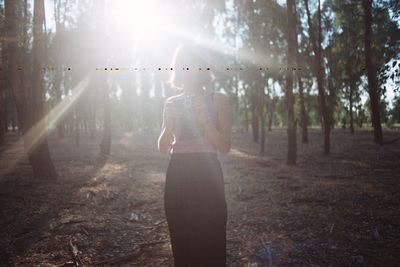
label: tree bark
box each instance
[362,0,383,143]
[294,2,308,144]
[100,79,111,156]
[260,85,266,153]
[29,0,58,180]
[0,55,5,145]
[349,79,355,134]
[286,0,297,165]
[251,86,259,143]
[304,0,331,153]
[298,76,308,143]
[267,83,276,132]
[6,0,58,180]
[244,91,249,132]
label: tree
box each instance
[100,74,112,157]
[6,0,58,180]
[363,0,383,143]
[0,7,5,145]
[286,0,297,164]
[304,0,331,153]
[295,8,309,144]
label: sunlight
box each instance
[111,0,174,41]
[110,0,272,69]
[169,27,274,69]
[1,74,92,175]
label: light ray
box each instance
[168,27,274,69]
[1,74,92,177]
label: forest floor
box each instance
[0,128,400,267]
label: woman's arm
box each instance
[198,93,232,154]
[157,101,175,153]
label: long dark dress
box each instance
[164,152,227,267]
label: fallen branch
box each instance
[137,239,169,247]
[69,239,82,267]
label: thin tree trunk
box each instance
[260,85,266,153]
[268,110,273,131]
[357,105,364,128]
[6,1,26,131]
[244,92,249,132]
[362,0,383,143]
[1,4,10,144]
[0,60,5,145]
[12,110,17,131]
[268,83,276,132]
[54,68,64,138]
[251,87,259,143]
[234,76,240,128]
[298,76,308,143]
[304,0,331,153]
[74,105,80,147]
[90,104,96,138]
[286,0,297,165]
[349,81,355,134]
[294,0,308,144]
[100,81,111,156]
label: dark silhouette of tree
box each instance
[304,0,331,154]
[363,0,383,143]
[286,0,297,165]
[5,0,58,180]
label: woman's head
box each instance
[168,43,215,92]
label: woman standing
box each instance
[158,44,231,267]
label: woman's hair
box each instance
[167,43,216,90]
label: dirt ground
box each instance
[0,128,399,266]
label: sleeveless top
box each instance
[169,92,219,154]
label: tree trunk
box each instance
[286,0,297,165]
[234,76,240,128]
[244,92,249,132]
[11,110,17,131]
[327,77,335,130]
[268,110,273,131]
[29,0,58,180]
[260,85,266,153]
[362,0,383,143]
[100,81,111,156]
[251,88,259,143]
[74,105,80,147]
[6,0,57,180]
[0,67,5,145]
[267,83,276,132]
[1,5,9,144]
[294,0,308,144]
[305,0,331,153]
[54,66,64,138]
[298,76,308,143]
[349,81,355,134]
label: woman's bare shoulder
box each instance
[165,93,185,104]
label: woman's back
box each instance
[170,91,219,154]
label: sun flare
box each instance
[111,0,174,41]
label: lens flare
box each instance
[111,0,174,42]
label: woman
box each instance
[157,44,232,267]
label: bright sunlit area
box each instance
[110,0,176,42]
